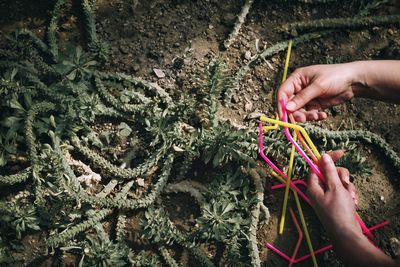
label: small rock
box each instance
[245,112,265,120]
[380,195,385,202]
[244,50,252,60]
[252,95,259,101]
[137,178,145,187]
[244,98,253,112]
[290,28,298,37]
[132,64,140,72]
[153,68,166,78]
[119,44,129,54]
[390,237,400,257]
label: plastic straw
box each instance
[265,243,294,262]
[260,116,321,162]
[289,113,318,163]
[282,40,292,82]
[263,114,280,130]
[279,130,297,234]
[269,170,311,205]
[293,187,318,267]
[288,208,303,267]
[259,122,311,205]
[281,100,323,179]
[271,179,307,190]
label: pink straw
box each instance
[294,244,333,263]
[259,122,311,205]
[281,100,323,179]
[289,208,303,267]
[271,180,308,190]
[265,243,294,262]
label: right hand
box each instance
[277,63,364,122]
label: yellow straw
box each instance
[278,40,294,235]
[265,40,293,131]
[293,190,318,267]
[278,131,297,234]
[260,116,321,158]
[263,114,280,130]
[282,40,292,83]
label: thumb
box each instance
[286,83,321,112]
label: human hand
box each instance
[324,150,358,206]
[308,153,362,242]
[277,63,364,122]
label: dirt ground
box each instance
[1,0,400,266]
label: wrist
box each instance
[347,61,373,98]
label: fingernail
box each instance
[343,176,350,185]
[355,198,359,206]
[350,191,356,199]
[286,101,296,111]
[322,154,332,164]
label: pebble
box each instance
[136,178,145,187]
[244,50,252,60]
[119,44,129,54]
[390,237,400,257]
[153,68,166,78]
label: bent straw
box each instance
[265,220,390,264]
[279,130,297,234]
[263,114,280,130]
[289,113,319,163]
[281,101,323,179]
[289,208,303,267]
[260,116,320,166]
[271,179,307,190]
[269,170,311,205]
[259,122,311,205]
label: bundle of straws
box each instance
[259,41,389,267]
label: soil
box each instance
[1,0,400,266]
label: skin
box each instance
[277,60,400,267]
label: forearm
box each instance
[332,231,397,267]
[351,60,400,103]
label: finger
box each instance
[317,112,327,120]
[337,167,350,186]
[303,110,319,121]
[293,110,307,122]
[286,83,322,112]
[277,74,301,117]
[307,172,325,202]
[326,150,345,162]
[346,182,359,206]
[319,154,341,190]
